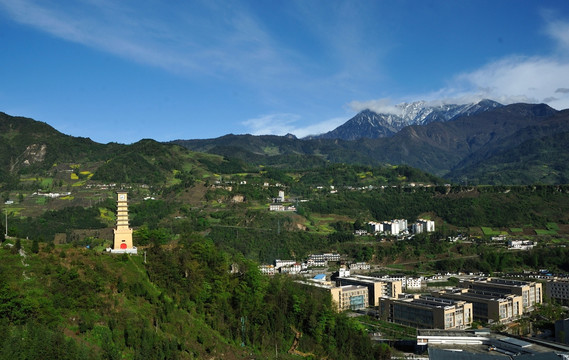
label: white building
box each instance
[350,262,371,271]
[306,259,327,267]
[406,277,423,290]
[280,263,301,274]
[383,221,400,235]
[412,222,425,234]
[367,221,383,234]
[508,240,535,250]
[308,253,341,262]
[393,219,408,233]
[259,265,276,275]
[382,275,422,290]
[417,219,435,232]
[275,259,296,269]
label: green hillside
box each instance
[0,237,388,360]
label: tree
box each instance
[31,239,39,254]
[15,238,21,251]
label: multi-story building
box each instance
[418,219,435,232]
[308,253,341,262]
[432,288,522,323]
[382,275,422,290]
[406,277,423,290]
[337,285,369,311]
[275,259,296,269]
[298,281,369,312]
[546,279,569,304]
[379,294,473,330]
[382,221,399,235]
[280,263,301,274]
[258,265,276,275]
[461,278,542,311]
[349,262,371,271]
[367,221,383,234]
[337,275,402,307]
[508,240,535,250]
[393,219,408,233]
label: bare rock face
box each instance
[11,144,47,171]
[24,144,47,164]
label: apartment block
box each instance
[379,294,473,330]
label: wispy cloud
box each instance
[242,113,346,138]
[350,16,569,114]
[0,0,298,82]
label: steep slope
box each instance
[362,103,559,176]
[446,109,569,184]
[0,112,116,176]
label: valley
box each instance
[1,109,569,359]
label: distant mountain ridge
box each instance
[1,101,568,186]
[307,99,502,140]
[172,102,569,185]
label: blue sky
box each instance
[1,0,568,144]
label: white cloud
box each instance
[348,17,569,113]
[348,98,402,115]
[452,56,569,109]
[0,0,296,82]
[242,113,346,138]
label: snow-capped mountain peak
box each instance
[307,99,502,141]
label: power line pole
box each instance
[4,208,7,238]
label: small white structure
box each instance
[508,240,535,250]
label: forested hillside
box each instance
[0,236,389,360]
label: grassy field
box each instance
[356,316,416,340]
[481,227,502,236]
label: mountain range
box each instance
[172,101,569,184]
[307,99,502,140]
[1,99,568,186]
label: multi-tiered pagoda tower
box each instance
[111,191,137,254]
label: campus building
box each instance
[298,281,369,312]
[337,275,402,307]
[546,279,569,304]
[379,294,473,330]
[461,278,542,311]
[432,288,523,323]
